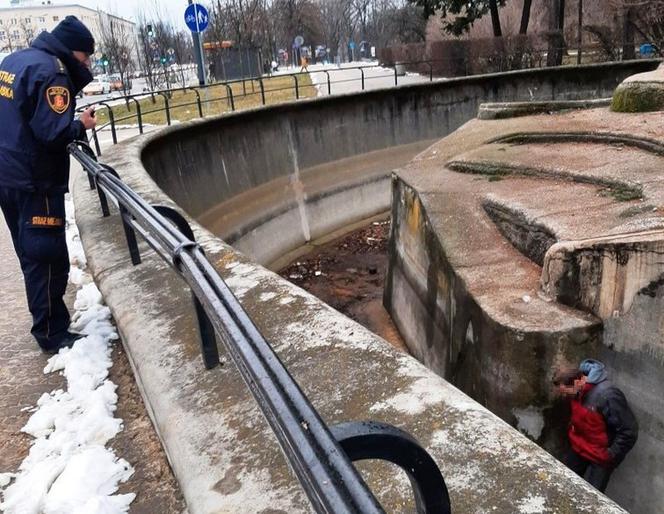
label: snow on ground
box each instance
[0,198,135,514]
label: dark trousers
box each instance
[0,186,70,350]
[565,449,614,492]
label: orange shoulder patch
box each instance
[46,86,70,114]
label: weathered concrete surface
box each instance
[478,98,612,120]
[0,204,186,513]
[387,106,664,513]
[141,60,658,267]
[72,130,629,513]
[198,140,433,267]
[612,63,664,112]
[0,214,64,473]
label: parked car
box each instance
[82,78,111,96]
[108,75,131,92]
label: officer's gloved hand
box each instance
[79,107,96,130]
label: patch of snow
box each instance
[224,262,261,299]
[517,494,547,513]
[369,358,449,416]
[512,406,545,440]
[259,292,278,302]
[0,199,134,514]
[0,474,13,488]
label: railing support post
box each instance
[92,128,102,157]
[190,87,203,118]
[258,77,266,105]
[324,70,331,95]
[98,102,117,145]
[99,164,141,265]
[152,205,220,370]
[224,84,235,111]
[292,74,300,100]
[128,97,143,134]
[332,420,451,514]
[158,92,171,125]
[360,68,365,90]
[394,65,398,86]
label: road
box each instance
[77,66,199,107]
[282,61,435,96]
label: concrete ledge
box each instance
[73,137,627,513]
[387,106,664,513]
[140,60,659,266]
[478,98,611,119]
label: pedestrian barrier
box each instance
[81,49,651,156]
[78,59,455,155]
[68,139,452,514]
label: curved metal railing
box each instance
[68,139,451,513]
[77,59,453,155]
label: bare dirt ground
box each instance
[110,342,187,513]
[279,219,409,354]
[0,217,185,512]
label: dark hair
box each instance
[553,368,583,386]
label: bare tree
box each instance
[546,0,566,66]
[611,0,664,56]
[98,13,134,94]
[18,19,36,49]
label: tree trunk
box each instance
[547,0,566,67]
[622,6,636,60]
[489,0,503,37]
[519,0,533,35]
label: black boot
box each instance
[42,331,85,354]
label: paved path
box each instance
[304,62,434,95]
[0,192,185,512]
[0,218,63,473]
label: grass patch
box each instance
[94,74,315,127]
[618,204,656,218]
[599,184,643,202]
[611,83,664,113]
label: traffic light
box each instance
[160,56,167,64]
[102,56,109,66]
[146,24,154,37]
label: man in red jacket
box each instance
[554,359,638,492]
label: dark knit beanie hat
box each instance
[51,16,95,54]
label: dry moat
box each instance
[279,219,408,354]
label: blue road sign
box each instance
[184,3,209,33]
[349,41,356,50]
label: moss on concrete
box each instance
[611,82,664,113]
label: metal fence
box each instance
[81,52,656,156]
[79,60,455,155]
[68,140,452,513]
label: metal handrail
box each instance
[68,140,451,514]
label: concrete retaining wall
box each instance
[141,60,659,267]
[71,62,662,514]
[74,130,627,514]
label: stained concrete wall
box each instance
[542,234,664,511]
[383,106,664,514]
[141,60,659,267]
[74,122,629,514]
[384,178,604,456]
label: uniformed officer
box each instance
[0,16,97,353]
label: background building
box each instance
[0,1,136,72]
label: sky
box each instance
[6,0,197,29]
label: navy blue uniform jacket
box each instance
[0,32,92,193]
